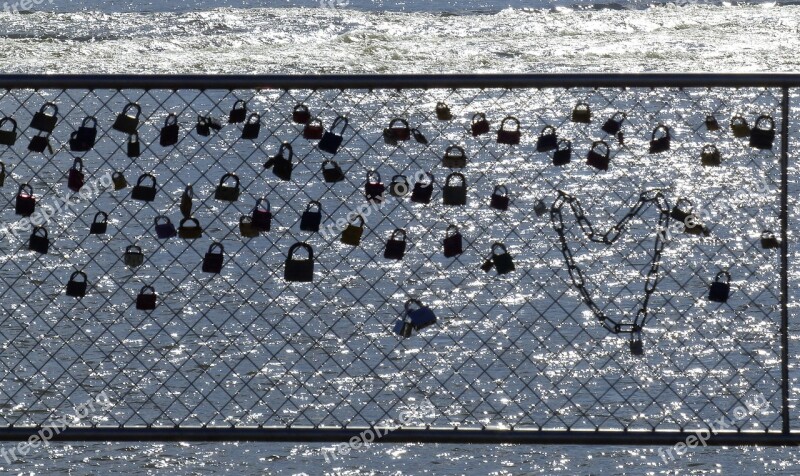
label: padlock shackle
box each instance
[590,140,610,156]
[254,197,271,212]
[139,285,155,296]
[69,270,87,283]
[390,228,406,242]
[404,298,424,313]
[207,242,224,255]
[416,171,434,186]
[277,141,293,160]
[39,101,58,116]
[18,183,33,196]
[754,114,775,131]
[240,215,253,225]
[471,112,487,124]
[445,172,465,186]
[499,116,520,131]
[348,214,365,227]
[330,115,348,134]
[163,113,178,126]
[154,215,172,226]
[435,102,449,111]
[391,174,408,183]
[245,112,260,124]
[715,270,731,284]
[293,103,309,113]
[287,242,313,260]
[445,224,459,236]
[493,184,508,196]
[0,117,16,132]
[731,114,748,125]
[701,144,718,153]
[539,125,556,136]
[81,116,97,128]
[388,118,409,130]
[33,225,47,238]
[180,217,200,228]
[322,159,340,170]
[574,102,590,111]
[93,211,108,223]
[651,124,670,139]
[125,245,142,254]
[121,102,141,118]
[557,138,572,151]
[136,173,156,188]
[231,99,246,109]
[218,172,240,189]
[72,157,83,171]
[306,117,322,127]
[445,144,466,158]
[305,200,322,212]
[762,229,776,238]
[366,169,381,184]
[610,111,627,121]
[674,197,693,209]
[183,184,193,199]
[491,242,508,256]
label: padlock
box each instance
[29,102,58,133]
[127,132,141,158]
[536,125,558,152]
[700,144,721,166]
[341,215,365,246]
[112,171,127,191]
[322,160,345,183]
[136,285,157,310]
[154,215,177,239]
[214,173,240,202]
[159,113,180,147]
[705,115,720,131]
[442,145,467,168]
[412,128,428,144]
[66,271,88,298]
[385,118,411,142]
[496,116,521,145]
[708,270,731,303]
[435,102,452,120]
[442,172,467,206]
[411,172,434,204]
[15,184,35,216]
[89,211,108,235]
[730,114,750,138]
[390,175,410,198]
[491,242,515,275]
[684,213,710,236]
[202,242,225,274]
[293,104,311,124]
[749,114,775,150]
[365,170,385,203]
[252,198,272,231]
[178,217,202,239]
[264,142,293,181]
[0,162,5,187]
[471,112,490,136]
[131,173,157,202]
[196,114,211,136]
[393,317,413,338]
[384,228,407,260]
[123,245,144,267]
[534,199,548,217]
[68,157,85,192]
[586,140,610,171]
[241,113,261,140]
[761,230,780,249]
[571,102,591,123]
[239,216,259,238]
[601,111,626,135]
[180,184,193,218]
[28,132,50,153]
[303,117,324,140]
[405,298,436,330]
[648,124,671,154]
[112,103,141,134]
[300,200,322,232]
[319,116,348,154]
[480,257,495,273]
[553,139,572,166]
[69,116,97,152]
[443,224,463,257]
[228,99,247,123]
[670,198,693,223]
[28,226,48,254]
[490,184,510,211]
[629,335,644,356]
[0,117,17,145]
[284,242,314,282]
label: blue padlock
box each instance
[154,215,177,239]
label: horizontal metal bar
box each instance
[0,427,797,445]
[3,74,800,90]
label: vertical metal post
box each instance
[781,86,791,434]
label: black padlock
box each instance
[411,172,434,204]
[300,200,322,232]
[66,271,87,298]
[160,113,180,147]
[341,215,365,246]
[491,242,515,275]
[497,116,521,145]
[708,270,731,303]
[214,173,240,202]
[0,117,17,145]
[0,162,5,187]
[30,102,58,133]
[112,171,128,191]
[303,117,324,140]
[196,114,211,136]
[239,216,259,238]
[571,102,591,123]
[471,112,490,136]
[89,211,108,235]
[442,145,467,168]
[535,125,558,152]
[202,242,225,274]
[553,139,572,166]
[534,199,548,217]
[136,285,157,310]
[228,99,247,123]
[443,172,467,206]
[252,198,272,231]
[127,132,141,158]
[443,224,463,258]
[112,103,141,134]
[180,184,193,218]
[749,114,775,150]
[178,217,202,239]
[490,184,509,211]
[293,104,311,124]
[393,317,413,338]
[264,142,293,181]
[154,215,177,239]
[586,140,610,171]
[131,173,157,202]
[69,116,97,152]
[701,144,721,166]
[284,242,314,282]
[384,228,407,260]
[28,226,48,254]
[68,157,85,192]
[648,124,671,154]
[406,298,436,330]
[761,230,780,249]
[705,115,720,131]
[730,114,750,138]
[629,335,644,356]
[28,132,50,153]
[390,175,410,198]
[241,113,261,140]
[365,170,385,203]
[601,111,626,135]
[385,118,411,142]
[124,245,144,267]
[15,184,35,216]
[435,102,452,120]
[319,116,348,154]
[670,198,693,223]
[322,160,345,183]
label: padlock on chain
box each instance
[241,113,261,140]
[319,116,348,154]
[123,245,144,267]
[131,173,157,202]
[365,170,385,203]
[178,217,202,239]
[66,271,88,298]
[435,102,452,121]
[0,117,17,145]
[535,125,558,152]
[601,111,626,135]
[293,104,311,124]
[252,198,272,232]
[112,171,127,191]
[303,117,324,140]
[390,175,410,198]
[496,116,521,145]
[159,113,180,147]
[68,157,85,192]
[442,172,467,206]
[180,184,193,218]
[648,124,671,154]
[586,140,610,171]
[154,215,177,239]
[730,114,750,138]
[749,114,775,150]
[443,224,463,258]
[30,102,58,133]
[265,142,294,181]
[411,172,434,204]
[69,116,97,152]
[202,242,225,274]
[761,230,780,249]
[708,270,731,303]
[28,225,49,254]
[214,173,241,202]
[300,200,322,232]
[700,144,721,166]
[322,160,345,183]
[228,99,247,124]
[471,112,490,136]
[15,183,35,216]
[89,211,108,235]
[489,184,509,211]
[113,103,141,134]
[553,139,572,166]
[571,102,591,123]
[405,298,437,331]
[136,285,157,310]
[284,242,314,282]
[442,145,467,168]
[384,228,407,260]
[341,215,365,246]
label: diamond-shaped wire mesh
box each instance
[0,84,785,433]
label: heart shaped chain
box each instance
[550,189,671,348]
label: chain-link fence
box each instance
[0,75,794,443]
